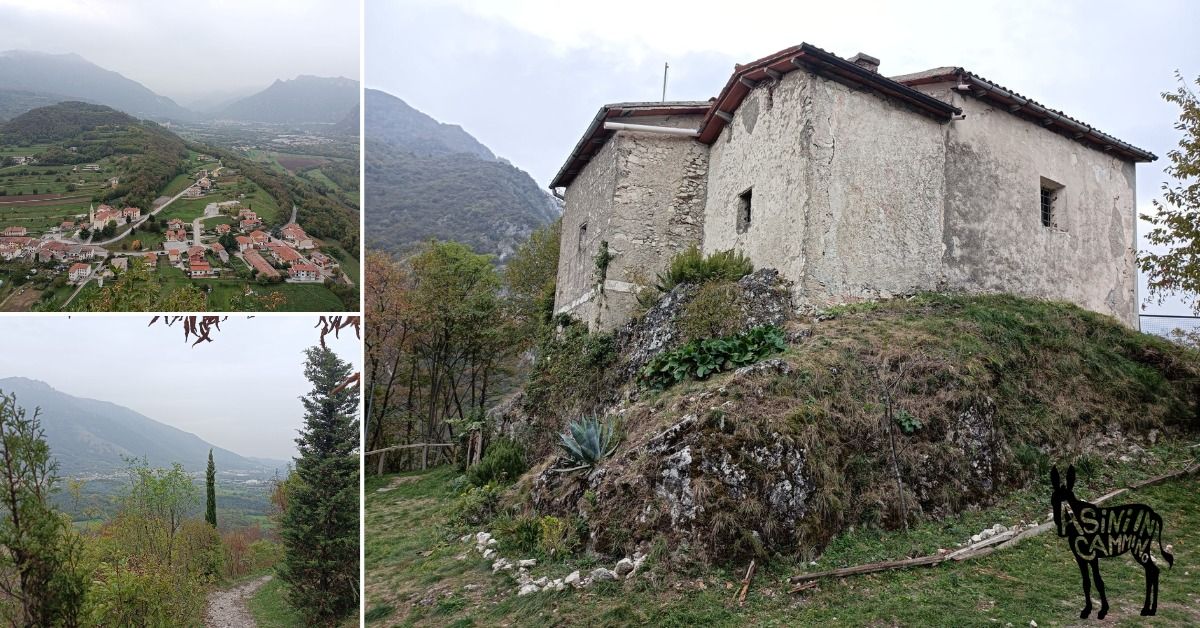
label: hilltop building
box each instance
[551,43,1155,329]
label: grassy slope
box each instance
[366,294,1200,626]
[248,574,305,628]
[366,455,1200,627]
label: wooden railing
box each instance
[364,443,456,474]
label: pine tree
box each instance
[0,392,87,626]
[278,346,360,624]
[205,449,217,528]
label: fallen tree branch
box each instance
[789,461,1199,587]
[735,559,756,607]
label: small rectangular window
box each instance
[1039,177,1062,228]
[577,222,588,252]
[736,188,752,234]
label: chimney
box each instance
[849,52,880,74]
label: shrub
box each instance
[640,325,786,390]
[655,245,753,292]
[537,515,578,557]
[466,438,526,487]
[450,483,505,527]
[677,280,743,341]
[557,416,621,470]
[493,513,541,554]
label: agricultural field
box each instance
[0,154,127,234]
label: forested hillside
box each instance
[1,101,189,211]
[364,89,559,260]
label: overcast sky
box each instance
[0,316,361,461]
[368,0,1200,315]
[0,0,360,107]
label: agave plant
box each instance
[556,416,621,471]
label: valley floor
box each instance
[365,444,1200,627]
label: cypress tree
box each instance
[278,346,360,624]
[205,449,217,528]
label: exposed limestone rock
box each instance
[614,558,635,577]
[589,567,618,582]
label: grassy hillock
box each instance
[528,293,1200,563]
[365,292,1200,626]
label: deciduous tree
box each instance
[1140,72,1200,310]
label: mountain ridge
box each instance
[218,75,360,124]
[365,88,560,260]
[0,50,193,120]
[0,376,279,475]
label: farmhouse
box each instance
[215,223,231,235]
[310,251,337,271]
[68,263,91,283]
[234,235,253,252]
[167,218,184,230]
[144,252,158,268]
[267,241,302,264]
[244,250,280,279]
[89,204,124,229]
[288,263,320,282]
[249,230,269,247]
[188,259,215,278]
[280,223,314,249]
[551,43,1156,330]
[2,226,27,237]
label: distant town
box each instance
[0,151,354,311]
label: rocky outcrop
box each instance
[612,268,794,382]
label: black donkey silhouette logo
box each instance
[1050,465,1174,618]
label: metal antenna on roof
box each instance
[662,62,669,102]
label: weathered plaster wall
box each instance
[554,113,708,329]
[703,69,948,307]
[557,70,1139,331]
[929,86,1138,325]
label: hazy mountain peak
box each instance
[217,74,360,123]
[0,49,192,120]
[0,376,270,474]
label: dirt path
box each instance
[205,574,271,628]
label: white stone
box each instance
[533,577,548,588]
[970,534,983,544]
[482,548,495,559]
[615,558,636,577]
[486,538,498,547]
[590,567,618,582]
[565,570,582,588]
[518,584,539,596]
[475,531,492,545]
[518,559,537,568]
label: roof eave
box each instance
[697,43,961,144]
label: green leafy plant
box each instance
[639,325,786,390]
[655,245,753,292]
[466,437,526,487]
[594,240,614,288]
[894,409,923,435]
[557,416,621,470]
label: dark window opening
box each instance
[578,222,588,253]
[1039,177,1062,228]
[736,188,753,234]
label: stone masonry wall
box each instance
[554,113,708,329]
